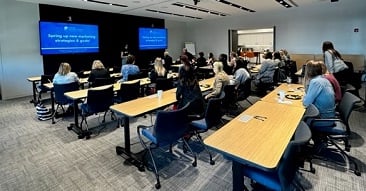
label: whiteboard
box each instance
[184,42,196,56]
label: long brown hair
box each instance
[322,41,342,59]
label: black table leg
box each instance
[30,82,37,106]
[232,160,245,191]
[67,99,86,139]
[50,89,55,124]
[116,116,145,171]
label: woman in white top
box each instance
[53,62,80,84]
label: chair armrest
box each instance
[310,118,343,126]
[187,114,204,121]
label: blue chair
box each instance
[310,92,361,176]
[80,85,115,139]
[52,82,79,123]
[137,102,196,189]
[189,92,225,165]
[242,122,310,191]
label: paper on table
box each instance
[238,114,253,123]
[277,99,293,104]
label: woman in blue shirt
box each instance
[303,60,336,119]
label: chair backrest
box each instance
[53,82,79,105]
[292,121,312,146]
[278,141,299,190]
[41,74,53,84]
[117,80,140,103]
[91,77,114,87]
[205,92,225,128]
[338,92,361,129]
[302,104,320,126]
[153,102,190,144]
[223,84,237,106]
[127,72,143,81]
[156,78,173,91]
[237,78,252,101]
[86,85,114,113]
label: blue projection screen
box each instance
[39,21,99,55]
[138,28,167,50]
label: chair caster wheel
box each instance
[210,160,215,165]
[345,146,350,152]
[192,161,197,167]
[355,170,361,176]
[155,183,161,189]
[138,165,145,172]
[67,126,73,130]
[85,134,91,140]
[116,148,122,155]
[78,134,85,139]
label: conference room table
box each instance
[204,98,305,190]
[261,83,305,108]
[109,77,214,171]
[27,76,42,105]
[57,78,151,138]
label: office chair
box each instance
[89,77,114,88]
[242,122,309,191]
[37,74,53,103]
[80,85,115,139]
[155,78,173,91]
[302,104,320,126]
[237,78,253,107]
[293,120,315,174]
[189,92,225,165]
[52,82,80,124]
[137,102,196,189]
[223,84,238,112]
[310,92,361,176]
[115,80,140,103]
[127,72,144,81]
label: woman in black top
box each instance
[176,58,205,116]
[88,60,110,83]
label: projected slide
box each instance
[139,28,167,50]
[39,21,99,55]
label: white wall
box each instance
[165,20,187,60]
[185,1,366,63]
[0,0,43,100]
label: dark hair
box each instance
[322,41,342,59]
[209,52,214,59]
[305,60,323,78]
[273,51,281,60]
[219,53,227,63]
[126,54,135,64]
[264,51,273,59]
[179,64,197,87]
[230,52,237,58]
[199,52,204,57]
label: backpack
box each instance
[36,103,52,121]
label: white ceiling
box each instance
[15,0,359,22]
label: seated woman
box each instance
[204,61,229,100]
[53,62,80,85]
[253,52,276,94]
[88,60,111,86]
[149,57,167,83]
[176,60,205,116]
[120,54,140,81]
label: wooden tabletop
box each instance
[27,76,41,82]
[110,77,214,117]
[204,101,305,169]
[261,83,305,108]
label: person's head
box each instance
[180,55,190,66]
[209,52,214,59]
[320,61,328,74]
[263,51,273,59]
[164,51,169,57]
[199,52,204,58]
[126,54,135,64]
[230,52,238,59]
[218,53,227,63]
[183,48,188,53]
[92,60,105,70]
[58,62,71,75]
[154,57,166,76]
[213,61,224,74]
[305,60,324,79]
[322,41,335,52]
[273,51,281,60]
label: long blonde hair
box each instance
[154,57,166,76]
[57,62,71,75]
[92,60,105,70]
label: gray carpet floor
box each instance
[0,85,366,191]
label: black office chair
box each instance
[115,80,140,103]
[89,77,114,88]
[237,78,253,107]
[37,74,53,103]
[80,85,115,139]
[242,122,309,191]
[127,72,144,81]
[223,84,238,112]
[292,121,315,174]
[52,82,80,123]
[189,92,225,165]
[310,92,361,176]
[155,78,173,91]
[137,102,196,189]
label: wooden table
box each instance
[204,101,305,191]
[109,77,214,170]
[261,83,305,108]
[27,76,41,105]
